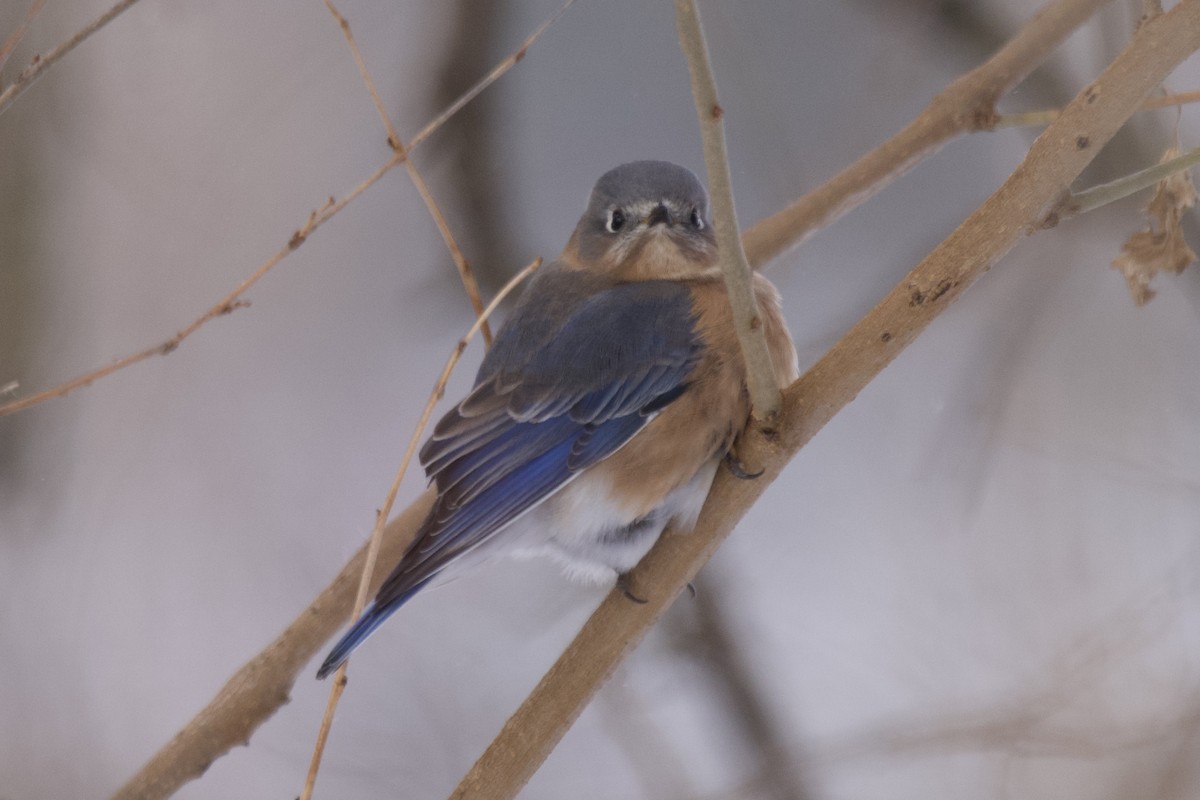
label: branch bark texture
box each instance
[450,2,1200,797]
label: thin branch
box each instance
[0,0,46,72]
[0,5,565,419]
[0,0,141,116]
[322,0,496,346]
[1057,143,1200,215]
[448,2,1200,797]
[740,0,1115,269]
[0,168,383,418]
[1142,89,1200,109]
[674,0,780,421]
[298,257,540,800]
[402,153,493,343]
[322,0,396,145]
[995,88,1200,127]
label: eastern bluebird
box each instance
[317,161,797,679]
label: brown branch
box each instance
[403,154,494,343]
[1056,143,1200,216]
[0,0,46,72]
[996,88,1200,127]
[0,6,565,419]
[0,0,141,116]
[674,0,780,420]
[740,0,1115,270]
[448,2,1200,797]
[322,0,497,346]
[1142,88,1200,109]
[298,257,539,800]
[0,170,380,419]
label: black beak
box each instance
[646,203,670,227]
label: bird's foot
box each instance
[616,572,648,604]
[725,450,764,480]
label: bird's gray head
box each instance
[567,161,718,280]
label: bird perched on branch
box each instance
[318,161,797,679]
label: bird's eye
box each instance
[606,208,626,233]
[690,208,704,229]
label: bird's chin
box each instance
[616,230,719,281]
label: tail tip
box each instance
[315,656,342,680]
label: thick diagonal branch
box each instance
[449,2,1200,797]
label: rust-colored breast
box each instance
[593,273,798,519]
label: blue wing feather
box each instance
[315,579,431,679]
[318,267,701,677]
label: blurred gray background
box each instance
[2,0,1200,797]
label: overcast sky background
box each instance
[2,0,1200,798]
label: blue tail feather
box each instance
[316,581,427,679]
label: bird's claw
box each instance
[725,450,764,480]
[616,572,649,604]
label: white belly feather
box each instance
[515,458,721,582]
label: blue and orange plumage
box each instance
[318,161,796,679]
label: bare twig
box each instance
[995,88,1200,127]
[1056,144,1200,216]
[0,0,141,116]
[322,0,496,345]
[0,0,46,72]
[402,154,494,343]
[298,257,539,800]
[674,0,780,421]
[0,5,566,419]
[322,0,396,146]
[0,174,379,418]
[448,2,1200,797]
[740,0,1115,269]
